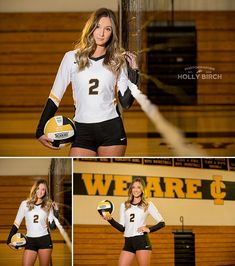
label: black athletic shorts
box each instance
[123,234,152,253]
[72,117,127,151]
[25,234,53,251]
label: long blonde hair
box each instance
[27,179,52,211]
[125,178,149,211]
[75,8,125,74]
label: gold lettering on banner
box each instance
[82,174,112,195]
[185,179,202,199]
[80,174,230,204]
[113,175,132,196]
[210,175,226,205]
[146,177,164,197]
[164,178,184,198]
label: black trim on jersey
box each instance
[49,221,57,230]
[7,224,18,244]
[90,54,106,61]
[108,218,125,233]
[118,65,139,109]
[118,88,134,109]
[36,98,58,139]
[149,221,165,233]
[131,202,140,206]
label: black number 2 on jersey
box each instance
[130,213,135,222]
[33,214,39,223]
[89,79,99,95]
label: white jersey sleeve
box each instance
[48,207,55,224]
[117,67,129,96]
[49,51,74,106]
[148,201,164,223]
[119,203,126,227]
[14,201,26,228]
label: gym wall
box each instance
[0,158,51,175]
[73,159,235,226]
[0,0,235,12]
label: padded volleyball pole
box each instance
[49,158,63,207]
[49,159,72,253]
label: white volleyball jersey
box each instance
[49,50,129,123]
[119,201,164,237]
[14,200,55,237]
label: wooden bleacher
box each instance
[74,224,235,266]
[0,11,235,111]
[0,12,89,111]
[0,175,46,226]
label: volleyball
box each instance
[97,200,114,217]
[44,116,76,148]
[11,233,27,249]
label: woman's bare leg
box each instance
[118,250,135,266]
[69,147,97,157]
[38,249,52,266]
[136,250,151,266]
[98,145,126,157]
[22,250,37,266]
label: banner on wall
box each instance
[74,173,235,205]
[75,158,235,171]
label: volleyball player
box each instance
[7,179,59,266]
[36,8,139,156]
[103,178,165,266]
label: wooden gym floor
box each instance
[0,105,234,157]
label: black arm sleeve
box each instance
[49,221,57,230]
[36,98,58,139]
[127,66,139,85]
[118,88,135,109]
[149,221,165,233]
[108,218,125,233]
[49,207,59,230]
[6,224,18,244]
[53,209,59,219]
[118,65,139,109]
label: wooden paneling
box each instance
[177,12,235,105]
[0,176,47,226]
[194,227,235,266]
[74,224,174,266]
[1,84,73,107]
[0,12,91,31]
[143,11,235,105]
[74,224,235,266]
[0,12,88,110]
[0,11,235,111]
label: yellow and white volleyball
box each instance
[11,233,27,249]
[44,116,76,148]
[97,200,114,217]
